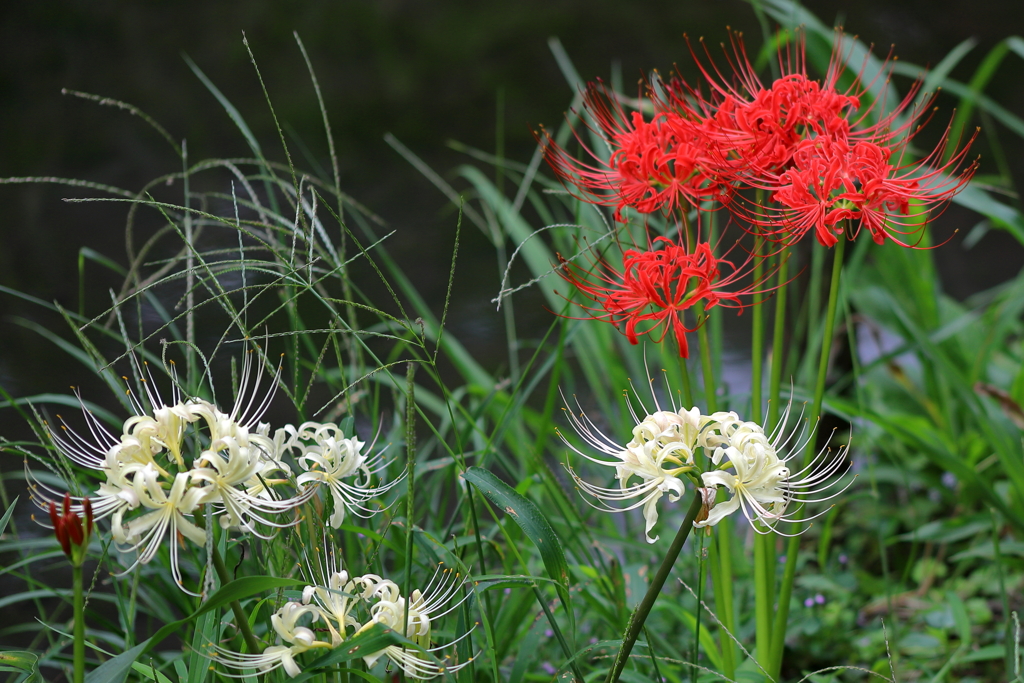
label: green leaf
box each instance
[128,661,174,683]
[83,642,149,683]
[0,496,18,537]
[76,576,305,683]
[950,540,1024,561]
[186,609,218,683]
[0,650,41,683]
[140,577,305,657]
[299,622,409,672]
[462,467,571,600]
[471,574,540,592]
[946,591,972,645]
[952,182,1024,245]
[182,54,263,159]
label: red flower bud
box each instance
[48,500,62,531]
[82,498,94,536]
[49,493,92,562]
[65,513,84,546]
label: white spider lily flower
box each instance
[696,404,852,534]
[26,457,140,530]
[299,540,364,646]
[286,422,403,527]
[356,566,474,679]
[189,437,313,537]
[116,466,207,592]
[30,350,300,593]
[558,384,701,543]
[208,602,332,678]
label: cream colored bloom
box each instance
[208,601,332,678]
[559,384,700,543]
[286,421,402,527]
[31,351,310,593]
[356,567,474,679]
[695,405,851,533]
[299,541,363,647]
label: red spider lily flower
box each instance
[541,82,733,222]
[48,492,93,566]
[558,237,772,357]
[666,30,927,178]
[737,132,978,247]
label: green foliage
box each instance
[1,2,1023,682]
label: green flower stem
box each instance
[751,237,766,420]
[403,362,416,642]
[678,355,694,409]
[709,521,736,679]
[605,492,704,683]
[72,563,84,683]
[767,252,790,431]
[755,250,791,674]
[808,235,846,440]
[769,236,846,677]
[753,533,772,671]
[697,312,735,677]
[211,545,262,656]
[697,311,717,413]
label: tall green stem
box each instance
[769,236,846,677]
[678,357,694,409]
[211,545,262,656]
[697,315,717,414]
[605,493,704,683]
[403,362,417,645]
[755,249,792,674]
[809,236,846,438]
[72,564,84,683]
[698,313,735,677]
[767,252,790,431]
[709,523,736,679]
[750,238,766,420]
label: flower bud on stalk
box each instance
[48,493,93,567]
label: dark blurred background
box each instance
[1,0,1021,417]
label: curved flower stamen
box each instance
[559,377,701,542]
[356,566,474,680]
[696,405,853,534]
[286,421,404,528]
[559,238,776,357]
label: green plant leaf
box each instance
[462,467,571,601]
[83,642,148,683]
[0,650,40,683]
[142,577,305,655]
[299,622,411,673]
[0,496,18,537]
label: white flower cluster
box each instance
[209,544,473,679]
[561,388,849,542]
[29,354,400,593]
[694,408,849,533]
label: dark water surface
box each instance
[0,0,1021,429]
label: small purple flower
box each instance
[815,593,825,605]
[804,597,815,608]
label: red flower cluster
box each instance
[544,88,731,222]
[543,31,977,245]
[559,238,768,357]
[542,30,977,356]
[49,492,93,566]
